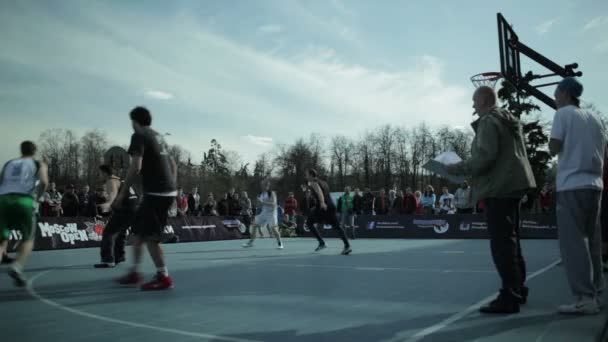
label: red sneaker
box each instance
[141,273,173,291]
[115,271,143,286]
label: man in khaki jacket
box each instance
[448,86,536,314]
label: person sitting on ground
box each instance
[278,213,297,238]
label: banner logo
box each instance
[84,221,104,241]
[8,230,23,241]
[434,223,449,234]
[38,222,89,245]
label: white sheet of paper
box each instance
[422,152,465,184]
[433,152,462,165]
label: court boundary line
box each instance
[27,270,262,342]
[401,258,562,342]
[265,262,500,274]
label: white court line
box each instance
[27,271,262,342]
[266,263,496,274]
[401,259,562,342]
[442,251,465,254]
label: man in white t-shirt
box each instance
[439,187,455,214]
[549,77,606,315]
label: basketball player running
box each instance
[94,164,138,268]
[0,141,49,287]
[242,180,284,249]
[305,169,352,255]
[114,107,177,290]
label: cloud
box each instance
[536,18,559,35]
[258,24,282,34]
[243,135,273,146]
[584,16,608,31]
[330,0,352,15]
[144,89,174,100]
[595,40,608,53]
[0,3,472,165]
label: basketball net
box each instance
[470,72,502,89]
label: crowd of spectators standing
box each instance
[37,179,555,220]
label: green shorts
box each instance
[0,194,36,242]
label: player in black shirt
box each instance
[114,107,177,291]
[305,169,352,255]
[94,164,138,268]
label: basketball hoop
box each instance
[470,72,502,89]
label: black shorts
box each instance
[308,207,339,226]
[132,195,174,240]
[104,211,135,236]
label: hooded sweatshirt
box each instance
[457,107,536,201]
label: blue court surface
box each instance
[1,238,607,342]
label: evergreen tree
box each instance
[497,74,551,189]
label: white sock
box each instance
[158,267,168,276]
[11,262,23,273]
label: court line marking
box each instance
[27,271,262,342]
[401,258,562,342]
[266,263,497,274]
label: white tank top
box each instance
[0,158,40,196]
[258,191,277,215]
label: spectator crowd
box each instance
[37,179,556,222]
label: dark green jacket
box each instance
[457,107,536,201]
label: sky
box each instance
[1,0,607,167]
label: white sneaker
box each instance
[277,243,284,250]
[558,297,600,315]
[242,242,254,248]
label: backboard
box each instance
[495,13,583,109]
[497,13,522,89]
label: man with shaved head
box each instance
[448,85,536,314]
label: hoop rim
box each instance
[470,72,502,81]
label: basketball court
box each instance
[2,11,604,342]
[1,238,606,342]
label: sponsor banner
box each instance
[6,216,244,251]
[297,214,557,239]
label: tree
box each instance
[330,135,353,189]
[393,127,410,190]
[200,139,231,195]
[373,125,396,189]
[39,129,64,183]
[497,76,551,188]
[39,129,81,186]
[80,130,108,186]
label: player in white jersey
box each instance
[242,180,284,249]
[0,141,49,287]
